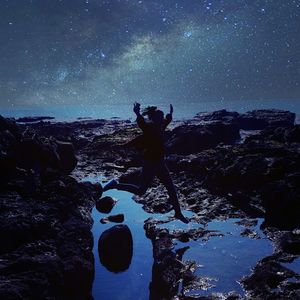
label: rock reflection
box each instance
[98,224,133,273]
[149,246,191,300]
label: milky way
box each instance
[0,0,299,107]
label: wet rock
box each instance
[96,196,117,214]
[100,214,124,224]
[98,225,133,273]
[241,259,299,299]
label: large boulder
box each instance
[98,225,133,273]
[166,122,240,155]
[237,109,295,130]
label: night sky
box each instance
[0,0,300,107]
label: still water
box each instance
[83,176,275,299]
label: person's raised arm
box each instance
[164,104,173,128]
[133,102,146,131]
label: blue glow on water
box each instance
[176,219,273,296]
[83,176,188,300]
[83,176,274,299]
[91,192,153,300]
[282,258,300,274]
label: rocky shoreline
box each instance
[1,109,299,299]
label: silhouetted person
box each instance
[103,102,188,223]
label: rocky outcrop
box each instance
[0,176,100,299]
[237,109,296,130]
[0,116,101,299]
[194,109,240,123]
[195,109,296,130]
[166,122,240,155]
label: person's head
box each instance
[142,106,164,125]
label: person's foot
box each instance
[103,179,118,191]
[174,212,189,224]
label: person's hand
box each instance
[133,102,141,115]
[169,104,173,115]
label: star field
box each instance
[0,0,299,106]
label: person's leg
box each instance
[104,161,155,196]
[156,162,189,223]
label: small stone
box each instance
[96,196,117,213]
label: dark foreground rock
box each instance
[0,116,101,299]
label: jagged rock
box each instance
[241,259,299,299]
[237,109,295,130]
[194,109,240,123]
[166,122,240,155]
[0,174,98,299]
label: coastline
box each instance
[1,108,299,299]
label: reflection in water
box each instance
[98,224,133,273]
[149,246,190,300]
[85,176,273,299]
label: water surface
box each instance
[84,177,274,299]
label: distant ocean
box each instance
[1,99,300,123]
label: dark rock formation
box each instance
[98,225,133,273]
[195,109,295,130]
[0,115,100,299]
[241,258,300,299]
[194,109,240,123]
[166,122,240,155]
[96,196,117,214]
[0,178,100,300]
[237,109,296,130]
[100,214,125,224]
